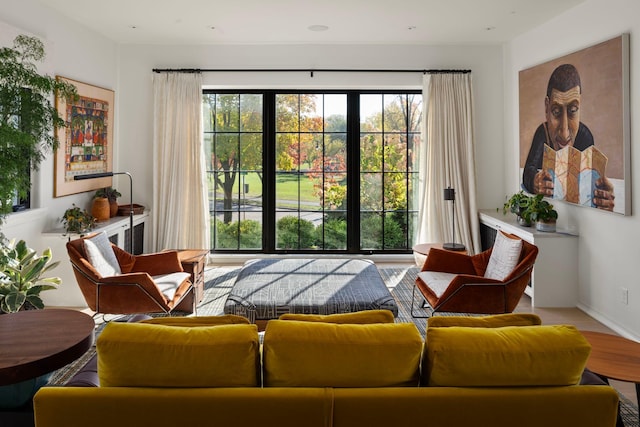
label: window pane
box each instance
[408,211,419,248]
[240,94,262,132]
[203,94,214,132]
[360,212,382,250]
[301,173,323,212]
[276,172,299,210]
[216,94,239,132]
[300,94,322,132]
[360,172,382,211]
[213,134,239,171]
[408,134,420,172]
[383,94,407,132]
[240,134,262,172]
[214,212,239,249]
[325,94,347,132]
[360,94,382,132]
[276,213,317,250]
[320,213,347,250]
[384,212,407,249]
[384,134,407,172]
[360,134,382,172]
[276,94,299,132]
[384,172,407,211]
[276,133,299,172]
[302,133,321,172]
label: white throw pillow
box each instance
[84,232,122,277]
[484,231,523,280]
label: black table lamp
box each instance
[74,172,134,253]
[443,186,466,251]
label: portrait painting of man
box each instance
[519,34,629,215]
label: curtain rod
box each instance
[152,68,471,77]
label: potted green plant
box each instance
[524,194,558,232]
[95,187,121,217]
[502,191,533,226]
[0,35,78,227]
[61,204,96,235]
[0,239,62,313]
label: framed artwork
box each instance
[54,77,114,197]
[518,34,630,215]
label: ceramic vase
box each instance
[91,197,110,222]
[109,199,118,217]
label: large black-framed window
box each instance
[203,89,422,254]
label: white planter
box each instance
[536,220,557,232]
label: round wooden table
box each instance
[0,309,95,386]
[580,330,640,426]
[412,243,468,268]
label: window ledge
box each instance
[2,208,48,228]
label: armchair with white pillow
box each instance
[66,232,195,316]
[411,231,538,317]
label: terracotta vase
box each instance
[91,197,110,222]
[109,199,118,217]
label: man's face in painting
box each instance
[545,85,581,150]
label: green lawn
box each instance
[207,172,320,203]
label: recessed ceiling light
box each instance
[308,25,329,32]
[129,25,138,29]
[407,26,416,30]
[485,26,496,31]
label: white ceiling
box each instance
[38,0,584,46]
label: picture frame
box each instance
[518,34,630,215]
[54,76,114,197]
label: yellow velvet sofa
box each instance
[33,312,619,427]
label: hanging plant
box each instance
[0,35,78,226]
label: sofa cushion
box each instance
[97,322,260,387]
[416,271,456,298]
[151,272,191,301]
[427,313,542,328]
[140,314,250,326]
[263,320,422,387]
[484,231,523,280]
[422,324,591,387]
[278,309,394,324]
[83,232,121,277]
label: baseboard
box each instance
[577,302,640,341]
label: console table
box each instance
[478,209,578,307]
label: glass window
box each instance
[204,90,421,254]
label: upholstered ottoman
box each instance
[224,258,398,328]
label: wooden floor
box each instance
[514,293,637,402]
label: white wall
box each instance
[505,0,640,339]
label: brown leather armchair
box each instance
[411,238,538,318]
[67,234,195,315]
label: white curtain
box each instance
[152,72,210,250]
[416,73,481,254]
